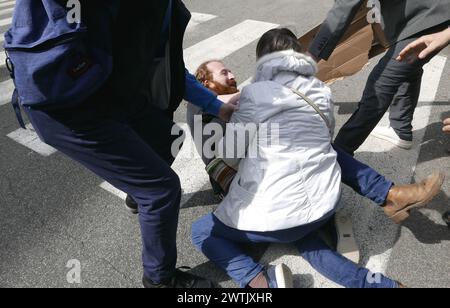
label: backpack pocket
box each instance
[4,0,113,108]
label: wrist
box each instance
[442,27,450,40]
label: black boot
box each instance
[443,211,450,228]
[125,195,139,214]
[143,267,218,288]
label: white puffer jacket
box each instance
[214,50,342,232]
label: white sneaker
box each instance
[335,213,360,264]
[265,264,294,288]
[370,126,413,150]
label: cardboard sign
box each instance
[299,3,389,84]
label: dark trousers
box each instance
[24,91,184,284]
[334,37,432,154]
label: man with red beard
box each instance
[186,61,240,198]
[187,59,444,227]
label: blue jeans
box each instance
[192,214,398,288]
[334,145,394,205]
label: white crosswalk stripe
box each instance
[0,16,11,27]
[7,123,57,157]
[0,49,6,66]
[100,182,127,201]
[0,1,14,10]
[0,78,13,105]
[0,6,13,15]
[185,19,278,72]
[187,13,217,32]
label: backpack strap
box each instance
[11,89,26,129]
[289,87,332,132]
[5,50,26,129]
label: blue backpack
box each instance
[3,0,120,128]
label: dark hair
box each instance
[256,28,302,59]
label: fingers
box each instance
[218,103,237,122]
[218,92,241,106]
[417,45,436,60]
[443,118,450,134]
[396,39,427,62]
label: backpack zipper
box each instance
[5,32,86,53]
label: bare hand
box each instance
[397,28,450,63]
[218,92,241,107]
[443,118,450,134]
[218,102,238,122]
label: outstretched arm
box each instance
[309,0,366,61]
[396,27,450,63]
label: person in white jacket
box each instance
[191,28,404,288]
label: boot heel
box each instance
[391,210,410,224]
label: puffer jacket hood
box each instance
[253,50,318,83]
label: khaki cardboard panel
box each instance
[299,3,388,84]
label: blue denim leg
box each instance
[193,213,399,288]
[295,231,398,288]
[192,213,332,287]
[334,144,394,205]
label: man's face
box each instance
[204,61,238,95]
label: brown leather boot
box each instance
[383,173,445,224]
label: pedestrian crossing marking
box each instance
[184,19,279,72]
[7,124,57,157]
[419,55,447,103]
[0,50,6,68]
[0,16,11,27]
[100,182,127,201]
[187,13,217,32]
[0,1,14,10]
[0,6,13,15]
[0,79,13,105]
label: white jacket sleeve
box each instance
[215,87,257,170]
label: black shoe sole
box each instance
[443,211,450,228]
[125,195,139,215]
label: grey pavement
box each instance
[0,0,449,288]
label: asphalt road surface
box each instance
[0,0,449,288]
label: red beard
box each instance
[209,80,239,95]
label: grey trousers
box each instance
[334,36,433,154]
[186,103,228,195]
[186,103,227,166]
